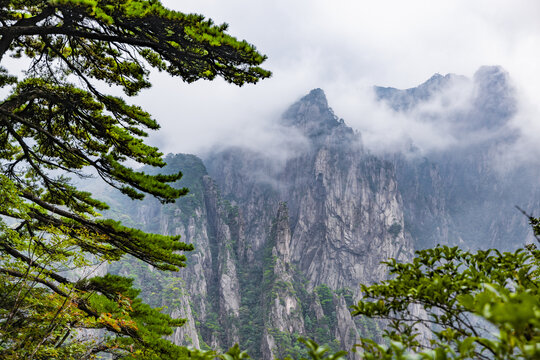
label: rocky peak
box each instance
[103,67,537,359]
[374,72,461,111]
[302,88,329,108]
[282,88,342,139]
[473,65,509,86]
[471,65,516,128]
[375,65,517,136]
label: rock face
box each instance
[107,66,538,358]
[279,90,413,291]
[376,66,538,250]
[108,89,412,358]
[260,203,306,359]
[203,89,413,357]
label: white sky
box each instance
[135,0,540,156]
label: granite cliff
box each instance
[105,66,537,358]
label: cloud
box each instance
[137,55,319,159]
[161,0,540,86]
[3,1,538,181]
[140,0,540,162]
[325,76,471,155]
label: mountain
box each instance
[204,88,415,357]
[103,66,538,358]
[377,66,537,250]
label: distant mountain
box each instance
[375,72,465,111]
[376,66,536,250]
[375,65,517,131]
[101,66,538,358]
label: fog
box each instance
[128,1,540,169]
[2,1,539,169]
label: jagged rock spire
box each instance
[281,88,340,138]
[281,88,357,147]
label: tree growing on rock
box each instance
[0,1,269,358]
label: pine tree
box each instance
[0,1,270,358]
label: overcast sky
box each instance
[135,1,540,157]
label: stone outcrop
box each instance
[204,89,415,358]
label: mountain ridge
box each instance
[102,66,537,358]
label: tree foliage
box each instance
[351,237,540,359]
[0,0,269,358]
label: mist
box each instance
[136,63,540,176]
[129,1,540,170]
